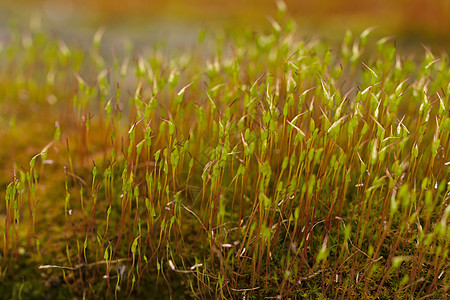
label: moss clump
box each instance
[0,8,448,299]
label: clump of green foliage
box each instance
[0,6,448,300]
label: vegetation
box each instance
[0,6,448,299]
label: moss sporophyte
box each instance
[0,8,449,300]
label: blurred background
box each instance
[0,0,449,51]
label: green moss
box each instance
[0,7,448,299]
